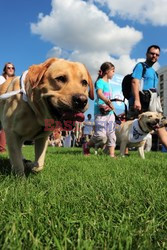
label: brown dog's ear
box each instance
[87,70,94,100]
[27,58,57,89]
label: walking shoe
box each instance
[82,142,90,156]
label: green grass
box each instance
[0,146,167,249]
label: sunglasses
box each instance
[149,52,160,57]
[7,66,15,70]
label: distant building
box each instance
[157,66,167,116]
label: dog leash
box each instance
[110,98,128,123]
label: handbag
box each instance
[139,90,162,113]
[148,91,162,113]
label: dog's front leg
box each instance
[6,134,25,176]
[138,144,145,159]
[120,141,127,157]
[31,136,49,173]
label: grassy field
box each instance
[0,146,167,249]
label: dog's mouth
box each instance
[146,120,160,130]
[45,97,85,129]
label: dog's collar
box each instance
[138,120,149,134]
[20,70,28,102]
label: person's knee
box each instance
[95,136,107,148]
[102,136,107,143]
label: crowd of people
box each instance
[48,114,95,148]
[1,45,167,156]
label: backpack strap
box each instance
[140,62,147,78]
[140,62,157,89]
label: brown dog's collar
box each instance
[20,70,28,102]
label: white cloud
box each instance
[69,52,143,80]
[31,0,143,76]
[94,0,167,26]
[162,48,167,53]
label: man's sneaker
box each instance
[82,142,90,156]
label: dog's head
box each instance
[138,111,162,132]
[25,58,94,123]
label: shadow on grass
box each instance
[0,156,11,175]
[0,156,33,177]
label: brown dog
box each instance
[0,58,94,176]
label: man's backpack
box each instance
[122,62,146,100]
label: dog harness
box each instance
[128,119,149,143]
[0,70,28,102]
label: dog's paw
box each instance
[23,159,42,174]
[31,165,44,173]
[11,165,26,177]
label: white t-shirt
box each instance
[0,75,6,85]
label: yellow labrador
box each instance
[0,58,94,176]
[115,111,163,159]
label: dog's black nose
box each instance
[72,94,88,110]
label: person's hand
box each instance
[106,100,114,110]
[134,100,141,111]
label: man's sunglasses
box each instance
[149,52,160,57]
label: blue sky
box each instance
[1,0,167,116]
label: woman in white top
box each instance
[0,62,15,85]
[0,62,15,153]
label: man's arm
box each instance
[131,78,141,111]
[131,62,145,111]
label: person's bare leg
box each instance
[125,147,129,155]
[109,146,115,158]
[157,127,167,147]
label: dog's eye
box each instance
[55,75,67,83]
[81,79,88,87]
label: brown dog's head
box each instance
[138,111,162,132]
[25,58,94,123]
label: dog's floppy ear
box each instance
[138,113,142,119]
[27,58,57,89]
[87,70,94,100]
[138,113,145,120]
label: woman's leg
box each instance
[0,129,6,152]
